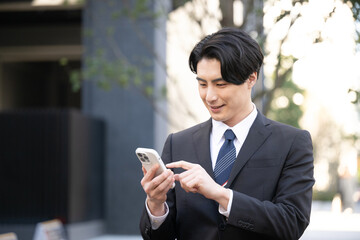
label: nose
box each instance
[205,86,218,103]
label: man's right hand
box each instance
[141,164,175,216]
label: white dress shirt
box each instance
[146,104,258,229]
[211,104,258,215]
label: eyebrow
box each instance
[196,77,224,82]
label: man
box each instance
[139,27,314,240]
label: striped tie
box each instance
[214,129,236,186]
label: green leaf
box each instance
[144,86,153,97]
[117,73,129,87]
[97,80,111,91]
[70,70,81,92]
[59,57,68,66]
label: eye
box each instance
[216,83,227,87]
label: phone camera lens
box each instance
[140,156,150,162]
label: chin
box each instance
[210,115,225,122]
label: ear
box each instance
[247,72,257,89]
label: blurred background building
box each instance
[0,0,359,239]
[0,0,167,238]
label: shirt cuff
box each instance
[218,189,233,218]
[145,199,169,230]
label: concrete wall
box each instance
[82,0,168,234]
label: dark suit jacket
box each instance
[140,112,315,240]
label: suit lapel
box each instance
[192,119,215,179]
[226,112,272,187]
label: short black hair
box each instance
[189,27,264,85]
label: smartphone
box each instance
[135,147,175,188]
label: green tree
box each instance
[68,0,360,129]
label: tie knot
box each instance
[224,129,235,141]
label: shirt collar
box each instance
[211,103,258,144]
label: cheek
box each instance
[226,91,241,106]
[198,88,206,101]
[233,94,246,108]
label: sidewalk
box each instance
[300,201,360,240]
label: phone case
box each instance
[135,147,175,188]
[135,147,167,176]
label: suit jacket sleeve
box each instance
[227,129,314,240]
[140,134,177,240]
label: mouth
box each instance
[209,104,225,112]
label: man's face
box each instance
[196,58,255,127]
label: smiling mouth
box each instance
[209,104,225,110]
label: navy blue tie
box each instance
[214,129,236,186]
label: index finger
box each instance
[166,160,194,170]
